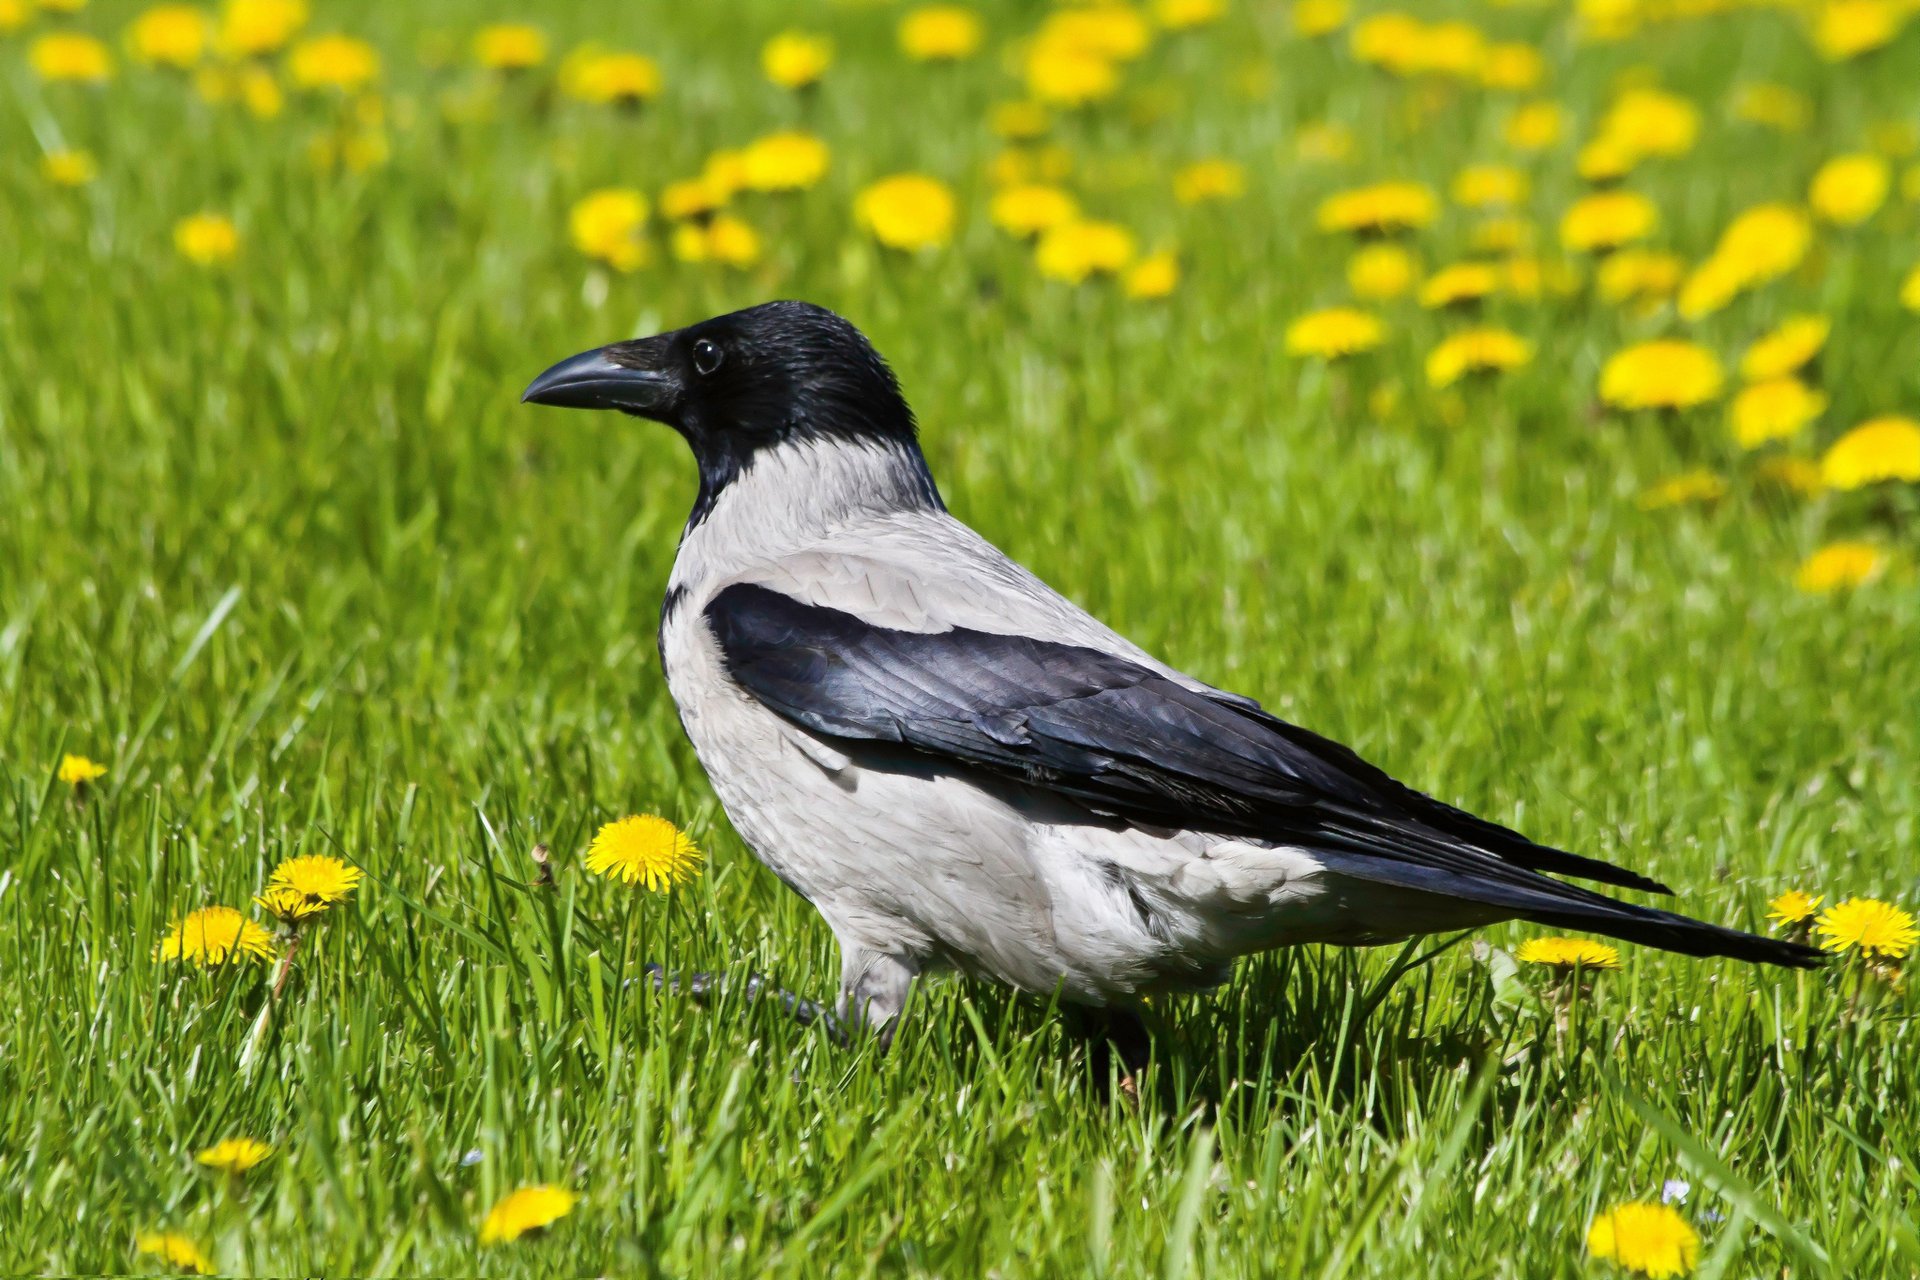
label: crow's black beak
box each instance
[521,343,680,418]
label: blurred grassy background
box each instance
[3,0,1918,1274]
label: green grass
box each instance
[4,1,1920,1275]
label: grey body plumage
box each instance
[523,301,1819,1042]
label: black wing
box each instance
[706,583,1818,967]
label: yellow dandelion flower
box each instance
[1809,152,1890,226]
[1515,937,1622,970]
[1478,41,1543,92]
[1600,86,1699,160]
[1039,6,1152,62]
[1417,262,1501,309]
[31,33,115,82]
[1638,468,1727,510]
[1035,219,1136,282]
[659,176,725,222]
[57,753,108,785]
[1425,327,1532,388]
[216,0,306,57]
[1817,897,1917,958]
[1284,307,1384,359]
[1600,341,1724,411]
[1740,315,1829,382]
[260,853,362,919]
[1347,243,1418,300]
[1821,415,1920,489]
[1715,203,1812,285]
[1795,540,1886,592]
[288,33,378,91]
[136,1232,213,1275]
[129,5,212,69]
[1024,41,1118,107]
[1576,135,1640,184]
[1156,0,1224,30]
[0,0,29,31]
[479,1184,578,1245]
[855,174,956,252]
[473,23,545,71]
[900,6,982,61]
[1172,158,1245,205]
[584,815,701,891]
[990,101,1050,141]
[1293,0,1348,37]
[1504,100,1565,151]
[1560,190,1657,252]
[196,1137,273,1173]
[559,47,661,106]
[762,30,830,90]
[1349,12,1422,68]
[173,213,239,266]
[740,130,829,192]
[1757,456,1825,496]
[1596,249,1683,304]
[1730,379,1826,449]
[568,188,648,271]
[1587,1202,1699,1278]
[1451,164,1527,209]
[43,149,98,186]
[1470,216,1534,256]
[1675,254,1745,321]
[1813,0,1902,61]
[1767,890,1822,928]
[1317,181,1437,235]
[1122,251,1178,299]
[989,184,1078,238]
[1731,82,1810,132]
[158,906,277,966]
[672,213,761,268]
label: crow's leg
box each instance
[836,946,919,1049]
[1065,1004,1154,1086]
[642,963,846,1045]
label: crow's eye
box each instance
[691,339,723,376]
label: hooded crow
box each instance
[523,301,1819,1048]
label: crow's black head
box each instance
[523,301,919,461]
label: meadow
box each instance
[4,0,1920,1274]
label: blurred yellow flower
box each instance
[702,149,748,201]
[740,130,829,192]
[1809,153,1890,225]
[659,176,725,222]
[1730,379,1826,449]
[1559,190,1657,251]
[0,0,28,31]
[560,49,660,107]
[1758,456,1824,496]
[1638,468,1727,509]
[479,1185,578,1246]
[1035,219,1136,281]
[158,906,276,966]
[1767,889,1822,928]
[1425,328,1531,387]
[1317,181,1437,234]
[129,5,212,68]
[1350,12,1421,66]
[585,815,701,890]
[1715,203,1812,284]
[1346,243,1418,300]
[1904,264,1920,311]
[1821,415,1920,489]
[1156,0,1224,30]
[1795,540,1885,592]
[1295,121,1354,164]
[1600,86,1699,160]
[1817,897,1916,958]
[473,23,545,71]
[1172,158,1245,204]
[569,189,648,272]
[672,213,761,268]
[136,1232,213,1276]
[762,30,830,89]
[1504,100,1565,151]
[855,174,956,251]
[174,213,239,265]
[216,0,306,57]
[1813,0,1902,61]
[1024,41,1118,106]
[1516,937,1621,969]
[1478,41,1543,91]
[57,753,108,785]
[1451,164,1526,208]
[1675,254,1744,320]
[1284,307,1383,358]
[1600,340,1723,410]
[1587,1202,1698,1278]
[31,33,115,82]
[1731,81,1810,132]
[196,1137,273,1173]
[1040,6,1152,61]
[989,184,1077,237]
[1418,262,1500,308]
[900,6,982,61]
[289,33,378,90]
[1292,0,1348,37]
[1469,216,1533,255]
[1741,315,1830,382]
[42,149,98,186]
[990,101,1050,141]
[1123,250,1179,298]
[1596,248,1682,304]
